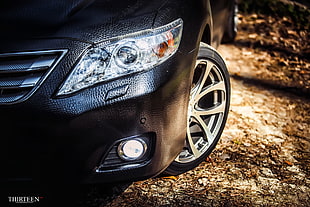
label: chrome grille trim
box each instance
[0,50,67,104]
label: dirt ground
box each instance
[103,10,310,207]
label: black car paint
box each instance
[0,0,233,183]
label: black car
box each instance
[1,0,236,186]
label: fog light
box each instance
[118,139,147,161]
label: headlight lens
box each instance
[57,18,183,95]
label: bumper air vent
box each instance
[0,50,67,104]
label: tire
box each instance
[222,1,238,43]
[164,42,230,175]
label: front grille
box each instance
[0,50,67,104]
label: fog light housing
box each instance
[118,139,147,161]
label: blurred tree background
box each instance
[238,0,309,29]
[232,0,309,95]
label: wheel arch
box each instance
[201,24,212,45]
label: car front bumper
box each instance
[1,0,211,184]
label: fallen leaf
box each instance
[205,157,213,162]
[248,33,258,39]
[284,160,293,166]
[162,176,178,180]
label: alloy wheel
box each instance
[175,58,228,163]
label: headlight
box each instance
[57,18,183,95]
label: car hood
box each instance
[0,0,166,41]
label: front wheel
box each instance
[164,43,230,175]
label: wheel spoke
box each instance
[195,81,225,101]
[195,101,226,116]
[186,124,202,158]
[195,115,214,144]
[194,61,214,98]
[174,155,181,162]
